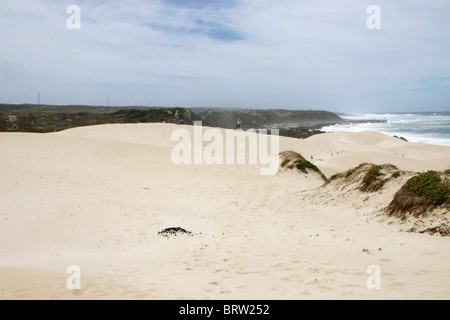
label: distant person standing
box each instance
[235,118,241,130]
[175,111,179,124]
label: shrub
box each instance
[295,159,320,174]
[404,171,450,206]
[279,151,327,181]
[387,171,450,218]
[361,164,384,192]
[281,159,290,168]
[295,159,327,181]
[364,165,382,182]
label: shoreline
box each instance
[276,118,386,130]
[272,119,387,139]
[320,113,450,147]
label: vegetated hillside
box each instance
[0,105,199,133]
[197,109,343,129]
[0,104,126,114]
[0,104,343,135]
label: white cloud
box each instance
[0,0,449,111]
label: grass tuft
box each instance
[281,159,290,168]
[392,171,401,178]
[360,164,384,192]
[295,159,321,174]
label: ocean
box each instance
[320,112,450,147]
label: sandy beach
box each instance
[1,123,449,300]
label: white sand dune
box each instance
[1,123,449,300]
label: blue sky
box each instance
[0,0,449,112]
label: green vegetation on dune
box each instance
[392,171,401,178]
[281,159,290,168]
[329,163,398,193]
[279,151,327,181]
[344,163,366,178]
[361,164,384,191]
[387,170,450,218]
[404,171,450,206]
[360,163,401,192]
[295,159,322,175]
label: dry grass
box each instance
[327,163,399,193]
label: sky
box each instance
[0,0,449,113]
